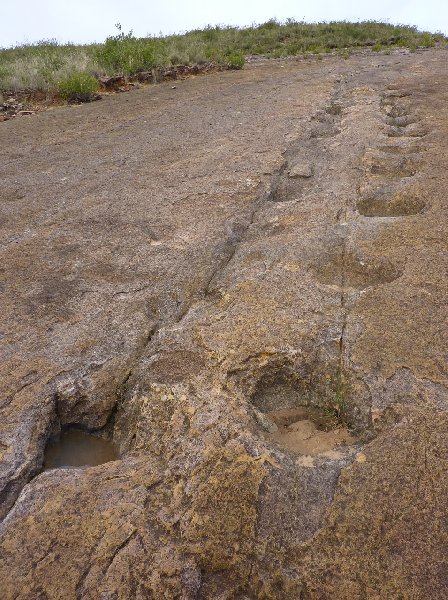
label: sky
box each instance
[1,0,447,48]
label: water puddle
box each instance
[44,429,118,470]
[263,407,355,456]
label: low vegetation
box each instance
[57,72,98,102]
[324,366,349,427]
[0,20,445,100]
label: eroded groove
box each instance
[338,228,348,374]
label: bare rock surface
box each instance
[0,49,447,598]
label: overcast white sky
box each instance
[1,0,447,48]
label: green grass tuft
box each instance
[322,366,349,426]
[226,50,245,69]
[58,72,98,102]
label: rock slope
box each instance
[0,49,447,599]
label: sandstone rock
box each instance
[288,161,313,178]
[301,408,448,599]
[253,409,279,432]
[0,49,447,599]
[135,70,154,82]
[98,75,126,90]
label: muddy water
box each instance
[44,430,118,470]
[265,407,356,456]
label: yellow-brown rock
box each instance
[0,49,447,598]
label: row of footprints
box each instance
[267,99,344,203]
[357,87,428,217]
[268,87,407,291]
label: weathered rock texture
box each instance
[0,49,447,599]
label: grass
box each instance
[0,20,445,99]
[58,72,98,102]
[319,366,350,428]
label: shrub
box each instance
[420,33,436,48]
[58,72,98,102]
[94,24,158,74]
[0,64,11,86]
[226,50,245,69]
